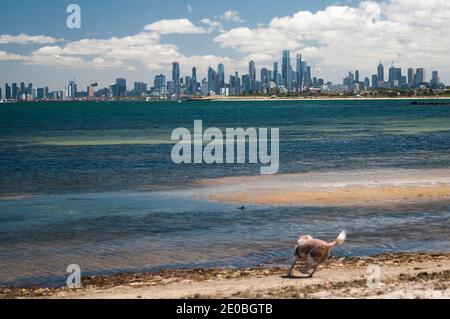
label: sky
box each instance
[0,0,449,91]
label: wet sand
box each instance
[200,169,450,207]
[1,253,448,299]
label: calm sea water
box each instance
[1,100,450,287]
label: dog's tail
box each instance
[330,231,346,247]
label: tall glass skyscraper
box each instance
[282,50,292,91]
[273,62,279,85]
[296,53,303,90]
[249,60,256,92]
[218,63,225,90]
[377,62,384,84]
[191,67,197,95]
[172,62,180,95]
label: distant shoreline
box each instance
[197,96,450,102]
[2,95,450,104]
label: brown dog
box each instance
[287,231,346,278]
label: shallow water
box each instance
[0,100,450,287]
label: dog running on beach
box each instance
[287,231,347,278]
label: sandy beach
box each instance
[1,253,448,299]
[200,169,450,207]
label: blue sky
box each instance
[1,0,449,90]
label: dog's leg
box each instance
[301,255,314,274]
[286,256,298,278]
[308,263,320,278]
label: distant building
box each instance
[134,82,147,96]
[296,53,303,90]
[114,78,126,97]
[249,60,256,92]
[166,80,175,95]
[282,50,292,91]
[377,62,384,87]
[172,62,180,95]
[242,74,250,94]
[273,62,279,86]
[415,68,425,87]
[68,80,77,98]
[5,83,11,99]
[154,74,166,95]
[191,67,198,95]
[218,63,225,91]
[389,66,402,88]
[87,86,95,98]
[371,75,378,89]
[201,78,208,96]
[208,67,218,94]
[431,71,440,89]
[229,72,241,96]
[408,68,415,87]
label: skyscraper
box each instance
[249,60,256,92]
[208,67,218,94]
[273,62,279,85]
[282,50,292,90]
[229,72,241,96]
[296,53,303,90]
[0,87,2,100]
[172,62,180,95]
[372,75,378,89]
[115,78,126,97]
[431,71,440,89]
[5,83,11,99]
[242,74,250,94]
[261,68,271,86]
[388,66,402,87]
[20,82,26,96]
[355,70,360,83]
[377,62,384,87]
[67,80,78,98]
[408,68,415,87]
[191,67,198,95]
[415,68,425,87]
[134,82,147,96]
[154,74,166,95]
[218,63,225,90]
[12,83,18,99]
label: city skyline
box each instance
[1,0,450,89]
[1,51,445,101]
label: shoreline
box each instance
[202,96,450,102]
[1,252,448,299]
[3,96,450,104]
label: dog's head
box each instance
[298,235,314,242]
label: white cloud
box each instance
[3,0,450,84]
[220,10,245,23]
[0,33,62,45]
[144,18,207,34]
[21,26,230,79]
[0,50,28,61]
[187,5,192,14]
[200,18,224,32]
[214,0,450,80]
